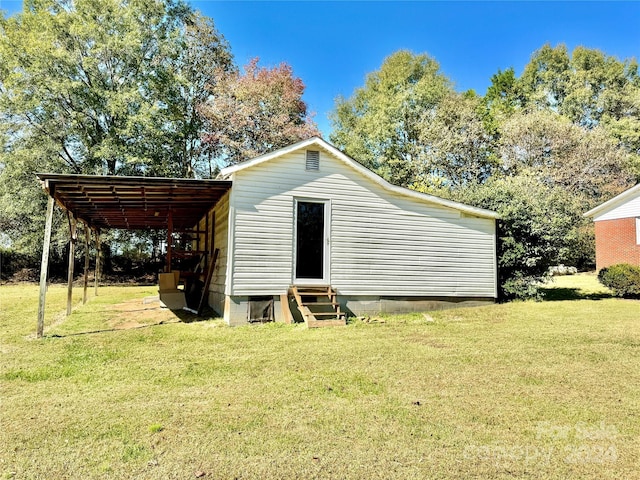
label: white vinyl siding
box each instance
[593,193,640,221]
[228,149,497,298]
[207,190,230,313]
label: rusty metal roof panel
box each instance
[36,173,232,230]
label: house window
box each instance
[306,150,320,171]
[636,218,640,245]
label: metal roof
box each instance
[37,173,232,230]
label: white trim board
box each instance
[220,137,499,220]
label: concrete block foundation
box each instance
[217,294,494,326]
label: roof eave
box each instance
[584,183,640,218]
[220,137,499,220]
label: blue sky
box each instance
[2,1,639,136]
[195,1,640,136]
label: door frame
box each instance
[293,197,331,285]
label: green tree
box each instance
[160,13,233,177]
[484,67,523,120]
[483,67,523,138]
[0,0,232,177]
[519,45,640,128]
[0,0,232,259]
[199,58,320,166]
[502,44,640,171]
[499,110,635,202]
[330,50,453,187]
[496,110,635,271]
[416,91,497,193]
[455,175,586,299]
[519,44,572,112]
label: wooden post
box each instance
[94,229,101,296]
[205,211,210,263]
[66,214,77,316]
[83,224,90,304]
[37,196,55,338]
[166,210,173,272]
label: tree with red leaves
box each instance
[200,58,320,167]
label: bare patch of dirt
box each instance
[107,298,179,329]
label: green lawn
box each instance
[1,278,639,479]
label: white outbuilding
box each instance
[207,137,498,325]
[36,137,499,331]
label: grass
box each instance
[1,277,639,479]
[541,272,613,301]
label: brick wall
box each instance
[594,217,640,270]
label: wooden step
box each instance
[290,285,345,328]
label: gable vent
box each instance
[306,150,320,171]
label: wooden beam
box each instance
[205,211,210,255]
[37,196,55,338]
[166,210,173,272]
[197,248,219,315]
[83,224,90,304]
[94,229,101,296]
[280,294,293,324]
[66,213,77,316]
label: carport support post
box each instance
[83,225,90,304]
[66,213,77,316]
[94,229,101,296]
[166,210,173,272]
[37,195,55,338]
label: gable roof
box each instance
[584,183,640,219]
[219,137,499,220]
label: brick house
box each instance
[585,184,640,271]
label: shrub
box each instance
[452,175,584,300]
[0,247,37,281]
[598,264,640,298]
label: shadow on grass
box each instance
[47,320,180,338]
[540,287,613,301]
[46,307,216,338]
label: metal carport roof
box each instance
[37,173,232,231]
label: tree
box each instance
[499,110,635,203]
[199,58,320,167]
[330,50,453,187]
[496,110,635,271]
[503,44,640,171]
[519,45,640,127]
[415,91,497,193]
[483,67,523,136]
[519,44,572,113]
[159,12,233,178]
[455,175,586,299]
[0,0,232,258]
[0,0,233,178]
[485,67,522,116]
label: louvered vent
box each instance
[306,150,320,171]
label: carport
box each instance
[35,173,232,338]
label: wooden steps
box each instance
[290,285,346,327]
